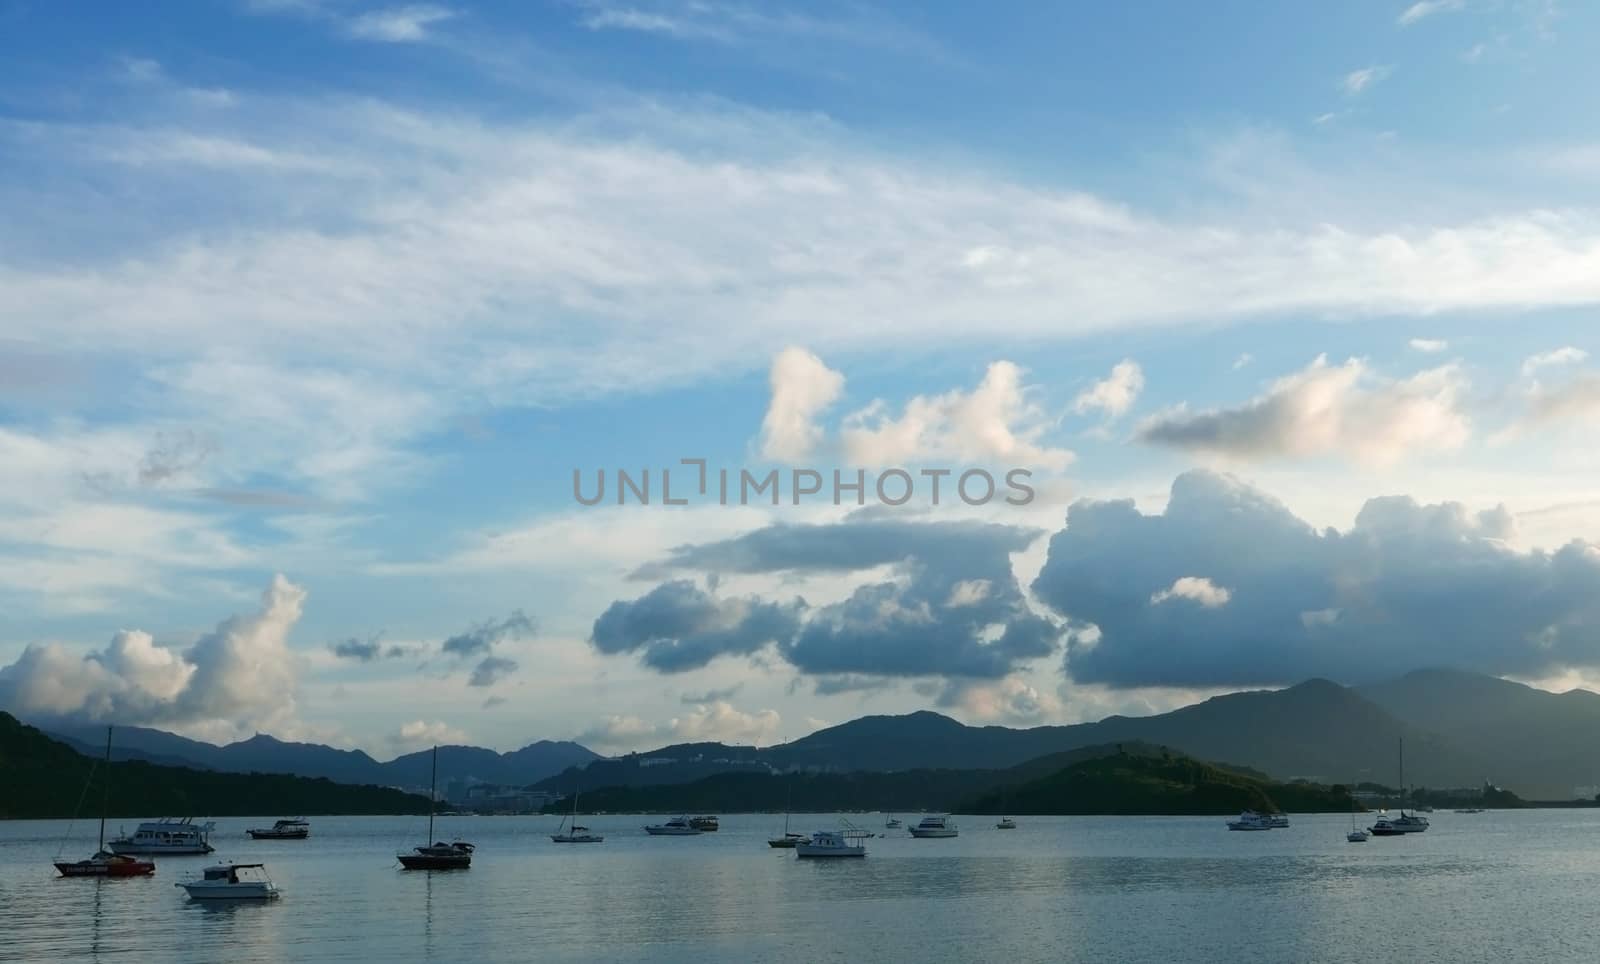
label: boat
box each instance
[1226,810,1273,831]
[884,816,903,829]
[1346,776,1369,841]
[688,815,719,832]
[796,828,869,858]
[908,815,958,838]
[397,745,474,869]
[54,726,157,878]
[768,783,804,848]
[108,817,215,855]
[1368,739,1429,836]
[175,862,279,900]
[643,816,703,836]
[1454,808,1485,814]
[1268,813,1290,828]
[551,787,604,844]
[995,817,1017,830]
[247,818,310,840]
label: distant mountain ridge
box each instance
[39,722,599,791]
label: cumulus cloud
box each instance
[1136,355,1468,465]
[1031,470,1600,688]
[1150,576,1232,608]
[758,347,845,461]
[0,575,305,736]
[938,675,1061,726]
[468,655,518,688]
[391,719,468,749]
[1522,373,1600,425]
[577,701,782,752]
[841,361,1072,469]
[591,580,804,672]
[1522,346,1588,376]
[603,518,1058,681]
[1073,359,1145,418]
[440,611,535,659]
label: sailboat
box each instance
[397,746,474,869]
[551,786,603,843]
[54,726,156,878]
[768,780,804,848]
[1369,738,1430,836]
[1346,776,1369,842]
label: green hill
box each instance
[0,713,431,819]
[963,744,1356,815]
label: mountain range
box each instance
[23,668,1600,800]
[42,722,598,792]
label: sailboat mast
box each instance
[428,745,437,843]
[98,725,113,851]
[1399,737,1406,816]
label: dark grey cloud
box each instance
[469,656,519,688]
[594,519,1058,682]
[591,580,804,673]
[441,611,535,659]
[138,430,216,486]
[329,635,415,662]
[1031,469,1600,688]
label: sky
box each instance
[3,0,1600,758]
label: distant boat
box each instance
[796,828,869,859]
[108,817,215,855]
[769,782,804,848]
[1369,738,1429,836]
[1226,810,1273,831]
[175,862,279,900]
[551,787,603,844]
[397,745,474,869]
[1454,808,1485,814]
[884,816,903,830]
[644,816,702,836]
[247,818,310,840]
[54,726,156,878]
[688,815,719,832]
[995,817,1017,830]
[1268,813,1290,828]
[908,815,958,838]
[1347,776,1369,842]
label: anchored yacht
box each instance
[908,815,958,838]
[109,818,215,855]
[175,863,279,900]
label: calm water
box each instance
[3,810,1598,962]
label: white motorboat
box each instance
[1226,810,1273,831]
[247,818,309,840]
[995,817,1018,830]
[1369,812,1429,835]
[1347,829,1371,842]
[796,829,868,859]
[109,817,216,855]
[175,862,279,900]
[643,816,703,836]
[1268,813,1290,828]
[908,815,958,838]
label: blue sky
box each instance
[3,0,1600,756]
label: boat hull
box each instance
[643,827,702,836]
[908,829,958,838]
[109,843,213,855]
[55,857,156,878]
[247,830,309,840]
[551,834,604,843]
[768,837,803,849]
[179,883,278,900]
[398,853,472,869]
[796,847,865,858]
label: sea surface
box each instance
[2,810,1597,962]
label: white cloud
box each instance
[348,4,454,42]
[0,575,306,739]
[1137,355,1469,465]
[577,700,781,751]
[1399,0,1465,26]
[758,347,845,461]
[1409,338,1449,353]
[1150,576,1232,608]
[1233,354,1254,370]
[392,719,469,749]
[841,361,1073,470]
[1073,359,1145,418]
[1341,65,1392,95]
[1522,346,1589,376]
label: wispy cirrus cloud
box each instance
[1341,65,1392,95]
[1398,0,1465,27]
